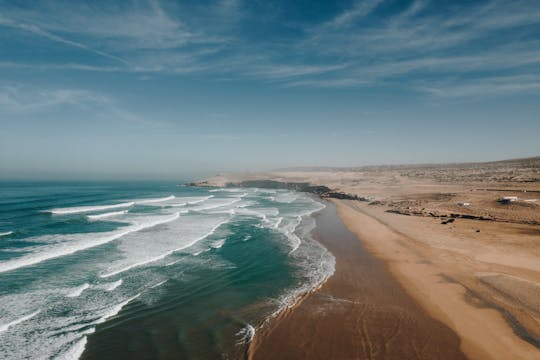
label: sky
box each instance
[0,0,539,180]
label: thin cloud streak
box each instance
[0,84,168,127]
[0,0,539,97]
[0,15,129,65]
[321,0,384,29]
[418,75,540,97]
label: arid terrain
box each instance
[198,157,540,359]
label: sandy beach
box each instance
[336,200,540,360]
[198,157,540,359]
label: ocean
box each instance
[0,181,334,359]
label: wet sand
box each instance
[250,202,466,360]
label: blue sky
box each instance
[0,0,539,179]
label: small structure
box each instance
[457,202,471,206]
[498,196,518,204]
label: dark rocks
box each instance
[227,180,365,201]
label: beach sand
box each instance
[335,200,540,360]
[250,203,466,360]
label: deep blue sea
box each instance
[0,182,334,359]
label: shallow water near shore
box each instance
[0,182,334,359]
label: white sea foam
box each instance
[135,195,175,204]
[87,210,128,220]
[95,293,141,325]
[210,239,226,249]
[274,193,297,203]
[167,202,187,207]
[235,207,279,225]
[203,209,236,216]
[150,280,168,289]
[0,310,40,333]
[270,216,303,253]
[48,196,175,215]
[0,212,181,274]
[57,336,87,360]
[211,188,244,193]
[193,198,242,212]
[187,195,214,205]
[102,279,123,291]
[100,216,230,278]
[0,231,13,237]
[193,250,209,256]
[48,202,135,215]
[245,324,255,342]
[254,188,277,194]
[236,324,255,345]
[66,283,90,298]
[234,208,267,221]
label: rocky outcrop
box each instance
[189,179,369,201]
[233,180,369,200]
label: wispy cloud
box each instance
[0,85,109,111]
[321,0,384,29]
[0,84,167,127]
[290,0,540,95]
[0,61,123,73]
[1,0,540,97]
[0,0,234,72]
[0,15,129,65]
[250,64,347,80]
[418,75,540,97]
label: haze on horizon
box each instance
[1,0,539,180]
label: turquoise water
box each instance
[0,182,334,359]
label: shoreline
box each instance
[249,201,466,359]
[195,161,540,360]
[78,188,336,360]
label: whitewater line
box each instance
[193,198,241,212]
[48,202,135,215]
[0,212,181,274]
[150,280,168,289]
[66,283,90,298]
[187,195,214,205]
[103,279,123,291]
[0,310,40,333]
[87,210,128,220]
[47,195,177,215]
[135,195,175,204]
[100,217,231,278]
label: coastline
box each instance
[249,201,466,359]
[194,157,540,360]
[76,187,335,360]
